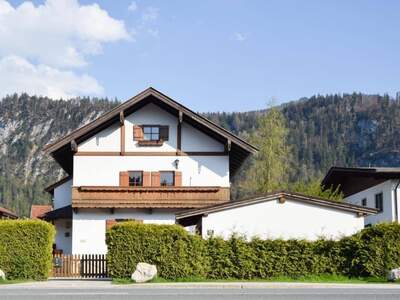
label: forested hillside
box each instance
[1,92,399,216]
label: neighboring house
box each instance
[40,87,257,254]
[30,204,52,219]
[322,167,400,226]
[176,191,376,240]
[0,206,18,219]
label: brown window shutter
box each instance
[159,126,169,141]
[151,172,160,186]
[133,125,143,140]
[119,171,129,187]
[106,219,117,230]
[143,172,151,187]
[174,171,182,186]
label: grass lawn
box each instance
[112,274,394,285]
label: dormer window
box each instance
[143,126,160,141]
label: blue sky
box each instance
[2,0,400,111]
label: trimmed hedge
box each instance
[106,222,208,279]
[0,220,55,280]
[106,222,400,280]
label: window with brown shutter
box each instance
[119,171,129,187]
[143,172,151,187]
[159,126,169,141]
[136,125,168,146]
[128,171,143,186]
[174,171,182,186]
[133,125,144,140]
[160,171,174,186]
[151,172,160,186]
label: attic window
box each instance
[135,125,169,146]
[143,126,160,141]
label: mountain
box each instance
[1,92,399,216]
[0,94,119,216]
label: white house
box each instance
[39,87,257,254]
[322,167,400,226]
[176,191,376,240]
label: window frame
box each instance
[128,170,143,187]
[375,192,383,212]
[159,171,175,187]
[361,198,367,207]
[142,126,160,141]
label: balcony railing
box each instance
[71,186,230,209]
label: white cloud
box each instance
[0,55,103,99]
[128,1,137,12]
[234,32,246,42]
[0,0,131,98]
[0,0,130,68]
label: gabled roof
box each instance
[0,206,18,219]
[43,87,258,176]
[30,205,53,219]
[322,167,400,197]
[176,191,377,221]
[39,205,72,220]
[44,176,72,195]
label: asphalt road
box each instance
[1,282,400,300]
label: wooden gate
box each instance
[52,254,108,278]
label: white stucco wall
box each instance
[181,122,224,152]
[54,218,72,255]
[345,180,396,225]
[72,208,176,254]
[76,103,225,153]
[73,155,229,187]
[201,199,365,240]
[124,103,178,152]
[78,123,120,152]
[53,179,72,209]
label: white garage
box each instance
[176,191,377,240]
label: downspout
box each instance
[394,179,400,223]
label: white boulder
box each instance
[0,269,5,281]
[131,263,157,283]
[388,268,400,281]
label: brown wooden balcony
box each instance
[71,186,230,209]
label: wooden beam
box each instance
[71,140,78,153]
[75,151,228,156]
[120,112,125,155]
[226,140,231,152]
[177,112,182,154]
[278,196,286,204]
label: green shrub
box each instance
[0,220,55,280]
[106,222,400,280]
[106,222,209,279]
[343,223,400,277]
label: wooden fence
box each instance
[52,254,108,278]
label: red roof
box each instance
[30,205,52,219]
[0,206,18,219]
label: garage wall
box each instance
[201,199,365,240]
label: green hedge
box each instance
[106,222,400,280]
[0,220,55,280]
[106,222,208,279]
